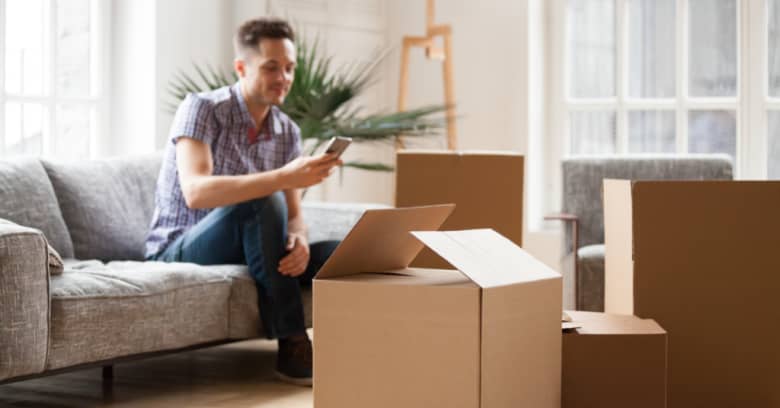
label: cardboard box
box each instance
[313,205,561,408]
[562,311,667,408]
[603,180,780,407]
[396,150,524,268]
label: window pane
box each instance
[4,103,21,148]
[628,0,675,98]
[688,110,736,160]
[570,111,617,154]
[689,0,738,97]
[567,0,615,98]
[769,111,780,179]
[628,111,676,153]
[4,103,45,156]
[54,104,92,158]
[769,0,780,97]
[4,0,47,95]
[56,0,93,97]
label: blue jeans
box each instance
[150,192,339,339]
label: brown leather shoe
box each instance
[275,336,313,387]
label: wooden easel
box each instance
[397,0,457,150]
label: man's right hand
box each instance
[279,153,342,189]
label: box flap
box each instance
[564,311,666,335]
[411,229,559,288]
[315,204,455,279]
[603,179,635,315]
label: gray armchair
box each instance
[548,155,733,311]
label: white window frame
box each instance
[0,0,110,158]
[549,0,769,179]
[749,0,780,178]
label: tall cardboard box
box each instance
[603,180,780,407]
[562,311,667,408]
[396,150,524,268]
[314,205,561,408]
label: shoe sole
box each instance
[274,371,313,387]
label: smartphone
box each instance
[324,136,352,158]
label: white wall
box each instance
[110,0,234,155]
[526,0,563,273]
[155,0,234,149]
[110,0,156,155]
[385,0,529,152]
[232,0,270,29]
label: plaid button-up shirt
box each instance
[145,82,302,258]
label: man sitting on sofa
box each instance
[145,18,341,386]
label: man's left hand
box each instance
[279,232,310,277]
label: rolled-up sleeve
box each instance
[169,93,215,145]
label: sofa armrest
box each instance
[544,212,578,222]
[0,222,49,381]
[544,213,580,251]
[302,201,390,244]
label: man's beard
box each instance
[252,93,283,107]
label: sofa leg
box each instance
[102,365,114,381]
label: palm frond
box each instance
[164,65,236,114]
[343,161,395,172]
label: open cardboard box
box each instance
[603,179,780,407]
[396,150,524,268]
[562,311,667,408]
[313,204,561,408]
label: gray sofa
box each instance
[0,154,379,384]
[556,155,734,311]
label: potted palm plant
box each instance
[166,39,447,171]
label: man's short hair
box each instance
[234,18,295,58]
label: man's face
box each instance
[235,38,296,106]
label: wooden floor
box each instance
[0,333,313,408]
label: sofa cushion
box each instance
[47,260,313,368]
[47,260,236,369]
[0,158,74,257]
[42,154,162,261]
